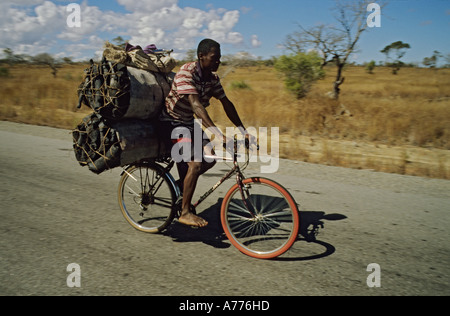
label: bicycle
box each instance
[117,137,300,259]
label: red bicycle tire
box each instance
[221,177,299,259]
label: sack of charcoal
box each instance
[77,57,173,121]
[109,118,169,166]
[73,113,168,174]
[72,112,121,174]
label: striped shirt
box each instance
[162,61,226,123]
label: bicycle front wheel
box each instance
[221,177,299,259]
[118,163,177,233]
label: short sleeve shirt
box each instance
[163,61,226,123]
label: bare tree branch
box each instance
[283,0,388,99]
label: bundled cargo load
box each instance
[72,113,121,174]
[73,41,176,174]
[103,41,177,74]
[109,118,168,166]
[73,113,168,174]
[77,58,174,121]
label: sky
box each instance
[0,0,449,65]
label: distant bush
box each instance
[274,51,325,99]
[0,67,10,78]
[365,60,376,74]
[230,80,252,90]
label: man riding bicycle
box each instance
[159,39,249,228]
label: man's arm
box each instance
[219,96,245,130]
[188,94,226,142]
[220,96,257,148]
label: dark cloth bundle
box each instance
[73,48,175,174]
[77,58,173,121]
[77,59,130,120]
[72,113,121,174]
[73,113,168,174]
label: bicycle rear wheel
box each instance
[118,163,177,233]
[221,177,299,259]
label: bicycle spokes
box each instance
[119,164,176,233]
[228,194,290,237]
[221,178,299,259]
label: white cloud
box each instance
[0,0,245,59]
[58,4,119,42]
[0,1,66,54]
[116,0,178,13]
[207,10,243,44]
[2,0,46,5]
[35,1,58,25]
[251,35,262,48]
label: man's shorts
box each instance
[159,120,213,163]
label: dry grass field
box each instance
[1,63,449,178]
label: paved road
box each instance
[0,121,449,296]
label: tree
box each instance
[284,0,387,99]
[3,48,15,66]
[184,49,197,62]
[444,53,450,68]
[62,57,74,64]
[365,60,376,74]
[112,36,128,49]
[32,53,59,77]
[380,40,410,74]
[2,48,29,65]
[219,51,258,78]
[423,50,442,68]
[274,51,325,99]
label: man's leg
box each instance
[176,124,216,227]
[176,162,188,193]
[178,161,208,227]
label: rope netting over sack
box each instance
[73,42,175,174]
[77,59,133,120]
[77,43,174,121]
[77,59,173,121]
[73,113,121,174]
[73,113,169,174]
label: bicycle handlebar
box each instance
[223,135,259,152]
[220,135,259,168]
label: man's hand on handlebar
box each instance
[222,134,259,154]
[245,134,259,151]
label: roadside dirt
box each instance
[280,134,450,179]
[1,118,449,179]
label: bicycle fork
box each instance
[236,174,258,219]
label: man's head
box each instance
[197,39,221,73]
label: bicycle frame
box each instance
[161,137,257,217]
[193,157,242,209]
[119,137,298,259]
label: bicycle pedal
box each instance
[174,198,197,218]
[306,220,324,242]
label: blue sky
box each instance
[0,0,449,65]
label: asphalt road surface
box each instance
[0,121,449,296]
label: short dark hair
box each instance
[197,39,220,58]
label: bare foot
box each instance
[178,212,208,228]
